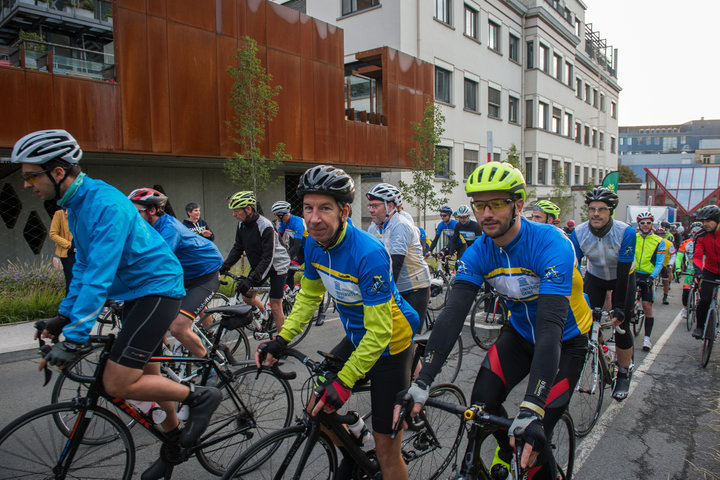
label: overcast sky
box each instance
[585,0,720,127]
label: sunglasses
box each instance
[588,206,611,213]
[471,198,514,213]
[638,220,653,225]
[440,214,449,217]
[22,170,50,184]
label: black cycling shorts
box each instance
[635,272,655,303]
[330,337,412,435]
[401,287,430,334]
[109,295,181,369]
[583,272,635,350]
[179,271,221,320]
[660,266,669,279]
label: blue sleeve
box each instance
[618,226,636,263]
[435,223,443,236]
[455,243,485,287]
[536,231,575,296]
[60,205,137,343]
[303,248,319,281]
[291,217,306,239]
[568,230,583,263]
[358,246,394,307]
[651,242,665,278]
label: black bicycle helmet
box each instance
[584,187,619,209]
[695,204,720,222]
[297,165,355,204]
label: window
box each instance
[509,34,519,61]
[610,136,616,153]
[488,87,501,118]
[553,53,562,80]
[574,165,581,185]
[564,112,572,137]
[575,122,582,143]
[611,101,617,119]
[591,168,597,183]
[464,78,478,112]
[435,146,452,178]
[525,157,533,184]
[600,93,606,112]
[526,41,534,68]
[592,129,598,148]
[539,43,549,73]
[575,19,582,37]
[584,125,590,146]
[537,158,547,185]
[435,0,451,25]
[565,62,573,86]
[585,84,591,104]
[592,89,598,108]
[564,162,572,185]
[552,160,561,184]
[525,99,534,128]
[508,96,519,124]
[576,78,582,98]
[435,66,452,104]
[464,5,478,39]
[341,0,379,15]
[463,149,478,180]
[493,152,501,162]
[538,101,549,130]
[599,132,605,150]
[583,167,589,184]
[488,21,500,52]
[552,107,561,134]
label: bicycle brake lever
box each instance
[391,400,408,440]
[39,344,53,386]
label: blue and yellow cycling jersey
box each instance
[570,220,636,281]
[278,214,307,242]
[435,219,458,240]
[456,220,591,343]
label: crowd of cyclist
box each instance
[9,127,720,479]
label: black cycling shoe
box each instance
[142,428,182,480]
[315,314,325,327]
[692,327,704,339]
[662,295,669,305]
[179,384,222,448]
[611,371,631,401]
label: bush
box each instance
[0,260,64,324]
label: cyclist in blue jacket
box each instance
[13,130,221,477]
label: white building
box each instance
[282,0,620,224]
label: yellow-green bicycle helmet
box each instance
[533,200,560,219]
[227,191,256,209]
[466,161,526,201]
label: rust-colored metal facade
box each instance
[0,0,433,169]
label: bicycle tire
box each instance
[0,402,134,480]
[701,307,717,368]
[435,334,464,384]
[568,344,604,438]
[687,289,698,331]
[206,321,251,362]
[196,365,295,475]
[220,425,338,479]
[550,411,575,480]
[470,293,506,350]
[405,383,466,480]
[428,273,450,312]
[632,303,645,337]
[96,306,121,336]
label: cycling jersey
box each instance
[277,213,307,265]
[635,233,666,277]
[223,212,290,283]
[660,238,675,267]
[281,222,419,387]
[368,212,431,293]
[152,214,223,279]
[456,221,592,343]
[397,209,415,225]
[57,174,185,343]
[569,220,636,281]
[694,229,720,275]
[429,219,458,252]
[446,220,482,258]
[676,238,695,276]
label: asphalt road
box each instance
[0,284,717,479]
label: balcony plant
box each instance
[18,30,46,52]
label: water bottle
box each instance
[177,403,190,421]
[606,343,616,363]
[601,344,612,363]
[348,412,371,447]
[128,400,167,424]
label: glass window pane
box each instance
[666,169,680,190]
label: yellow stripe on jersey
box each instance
[311,262,359,283]
[387,297,414,355]
[569,267,592,335]
[486,266,539,278]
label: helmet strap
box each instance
[46,167,70,201]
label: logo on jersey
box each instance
[622,245,633,257]
[456,260,469,275]
[543,265,565,284]
[366,275,390,296]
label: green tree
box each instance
[505,143,522,172]
[398,101,458,229]
[618,164,641,183]
[225,36,290,192]
[548,164,573,220]
[579,178,595,222]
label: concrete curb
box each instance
[0,320,42,365]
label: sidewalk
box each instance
[0,321,41,364]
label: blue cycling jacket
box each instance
[153,214,223,279]
[58,174,185,343]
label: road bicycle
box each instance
[398,397,575,479]
[428,254,455,312]
[469,286,509,350]
[682,272,700,331]
[630,281,646,337]
[700,278,720,368]
[0,316,295,479]
[568,308,628,437]
[221,348,466,479]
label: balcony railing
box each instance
[8,39,115,81]
[0,0,113,25]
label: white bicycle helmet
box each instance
[456,204,472,216]
[366,183,401,204]
[271,201,292,216]
[636,211,654,222]
[11,129,82,165]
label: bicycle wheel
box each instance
[206,321,251,362]
[701,308,717,368]
[435,334,464,384]
[549,411,575,480]
[632,304,645,337]
[567,344,604,438]
[196,365,295,475]
[470,294,506,350]
[96,306,121,335]
[405,383,466,480]
[428,274,450,312]
[687,289,698,331]
[0,402,134,480]
[221,425,337,479]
